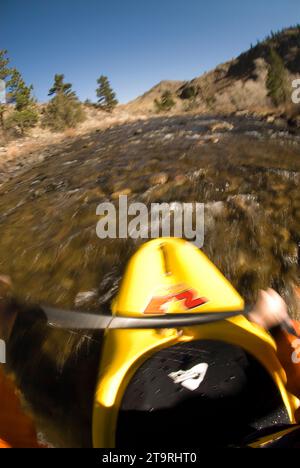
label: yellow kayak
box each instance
[92,238,300,448]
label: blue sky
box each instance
[1,0,300,103]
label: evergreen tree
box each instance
[43,74,85,131]
[96,75,118,112]
[266,48,289,107]
[48,74,74,97]
[6,69,38,135]
[0,50,12,131]
[154,91,176,112]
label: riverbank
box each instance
[0,108,298,187]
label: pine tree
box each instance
[48,74,75,97]
[266,48,289,107]
[43,74,85,131]
[6,69,38,135]
[96,75,118,112]
[154,91,176,112]
[0,50,12,131]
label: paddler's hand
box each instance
[248,288,291,330]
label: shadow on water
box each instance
[0,114,299,446]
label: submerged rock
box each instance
[211,121,234,132]
[150,172,169,185]
[75,290,98,307]
[111,188,132,199]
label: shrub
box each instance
[180,86,197,100]
[154,91,176,112]
[266,48,289,106]
[6,108,38,134]
[42,93,85,132]
[43,74,85,131]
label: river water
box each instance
[1,114,300,446]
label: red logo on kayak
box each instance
[144,288,208,315]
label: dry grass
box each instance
[0,108,147,171]
[63,128,77,139]
[5,145,19,160]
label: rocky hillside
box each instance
[125,26,300,115]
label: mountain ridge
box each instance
[124,26,300,115]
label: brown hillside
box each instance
[125,26,300,115]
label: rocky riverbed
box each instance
[1,114,299,311]
[1,113,300,446]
